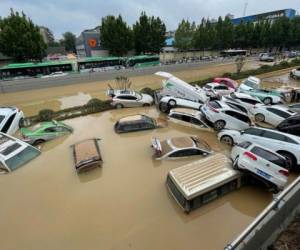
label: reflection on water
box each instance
[0,107,280,250]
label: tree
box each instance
[0,9,47,62]
[61,32,76,53]
[174,19,195,51]
[235,56,246,74]
[133,12,166,54]
[100,15,133,56]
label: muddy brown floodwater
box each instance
[0,107,276,250]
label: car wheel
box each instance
[115,103,124,109]
[34,139,45,146]
[220,135,234,146]
[168,99,176,107]
[255,113,265,122]
[213,120,225,131]
[277,151,296,170]
[143,103,150,107]
[263,97,272,105]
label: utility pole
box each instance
[243,2,248,17]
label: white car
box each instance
[250,105,295,126]
[151,136,212,160]
[231,141,289,192]
[168,108,212,131]
[259,53,275,62]
[107,89,153,108]
[290,68,300,80]
[202,82,235,98]
[200,100,252,131]
[221,92,263,113]
[0,107,24,135]
[0,132,41,173]
[288,103,300,113]
[158,96,201,113]
[218,127,300,169]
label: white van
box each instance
[155,72,208,103]
[166,153,243,213]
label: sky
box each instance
[0,0,299,39]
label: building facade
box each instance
[76,27,108,58]
[231,9,296,25]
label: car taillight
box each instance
[243,151,257,161]
[279,169,289,177]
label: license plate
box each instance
[256,169,271,180]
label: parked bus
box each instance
[78,56,125,72]
[166,153,245,213]
[126,55,160,68]
[220,49,247,57]
[0,61,75,80]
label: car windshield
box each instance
[0,115,5,124]
[244,79,258,89]
[192,137,211,152]
[5,146,40,171]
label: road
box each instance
[0,58,245,93]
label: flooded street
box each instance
[0,107,274,250]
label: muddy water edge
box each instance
[0,107,275,250]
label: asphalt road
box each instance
[0,58,241,93]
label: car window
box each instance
[209,101,221,109]
[240,98,260,105]
[139,122,154,129]
[190,117,206,127]
[0,143,22,156]
[224,110,250,123]
[56,126,69,132]
[1,113,16,133]
[117,95,137,100]
[226,103,247,113]
[244,128,264,136]
[266,108,291,118]
[250,146,286,168]
[44,127,57,133]
[236,141,252,149]
[204,85,212,89]
[291,104,300,108]
[169,149,202,157]
[181,115,192,123]
[214,85,228,90]
[261,130,286,141]
[170,113,183,120]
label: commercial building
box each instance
[231,9,296,25]
[76,26,108,58]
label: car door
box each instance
[120,95,139,107]
[43,127,59,141]
[241,128,264,144]
[257,130,287,152]
[224,110,250,130]
[266,108,286,126]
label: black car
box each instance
[114,115,162,133]
[276,115,300,136]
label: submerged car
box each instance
[238,76,283,104]
[0,132,41,174]
[290,68,300,80]
[0,106,24,135]
[71,138,102,173]
[259,53,275,62]
[107,89,153,108]
[231,141,289,192]
[158,95,202,113]
[151,136,212,160]
[168,108,212,131]
[114,115,164,133]
[21,120,73,145]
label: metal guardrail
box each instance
[224,176,300,250]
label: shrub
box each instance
[278,61,289,67]
[38,109,55,121]
[222,72,233,78]
[85,98,109,112]
[86,98,104,107]
[260,65,272,70]
[140,87,155,97]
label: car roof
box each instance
[170,108,200,117]
[0,133,26,161]
[169,137,195,149]
[72,138,101,165]
[0,107,17,116]
[246,127,300,142]
[119,115,151,123]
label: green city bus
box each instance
[77,56,125,72]
[125,55,160,68]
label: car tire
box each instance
[213,120,226,131]
[168,99,176,107]
[277,151,296,170]
[263,97,272,105]
[34,139,45,146]
[115,103,124,109]
[255,113,265,122]
[220,135,234,146]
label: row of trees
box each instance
[0,9,77,61]
[175,16,300,51]
[100,12,166,56]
